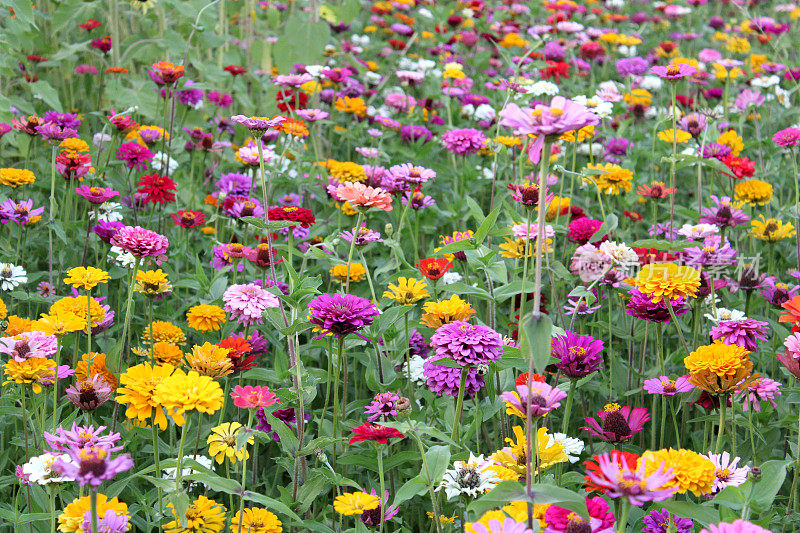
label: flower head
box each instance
[231,385,279,409]
[186,304,226,332]
[349,423,405,444]
[207,422,253,464]
[550,331,603,378]
[334,492,381,515]
[430,321,503,366]
[307,293,378,339]
[581,404,650,442]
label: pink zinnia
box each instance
[581,404,650,442]
[650,63,697,80]
[110,225,169,264]
[335,182,393,212]
[643,375,694,396]
[441,128,487,156]
[0,331,58,362]
[75,185,119,204]
[222,283,280,326]
[584,452,677,506]
[699,520,770,533]
[116,142,154,171]
[230,385,279,409]
[773,127,800,147]
[736,377,781,412]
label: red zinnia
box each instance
[349,423,405,444]
[170,210,207,228]
[79,19,101,31]
[26,54,47,63]
[634,247,676,266]
[623,210,643,221]
[515,372,546,386]
[267,205,315,228]
[218,336,256,373]
[583,451,640,494]
[137,174,177,204]
[224,65,247,76]
[417,258,453,280]
[540,61,571,82]
[276,90,308,112]
[90,36,112,54]
[721,154,755,180]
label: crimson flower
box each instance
[267,205,315,228]
[79,19,101,31]
[276,90,309,112]
[137,174,176,204]
[540,60,570,82]
[224,65,247,76]
[417,258,453,280]
[170,210,207,228]
[349,423,405,444]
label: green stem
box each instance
[665,298,690,356]
[117,257,141,373]
[376,446,386,533]
[90,490,99,533]
[345,212,364,294]
[236,410,255,533]
[451,367,469,443]
[409,431,443,533]
[152,419,163,519]
[561,380,576,434]
[616,499,630,533]
[175,418,189,492]
[715,396,727,454]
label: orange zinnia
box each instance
[779,295,800,330]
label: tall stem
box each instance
[715,396,727,454]
[48,145,58,287]
[561,380,576,434]
[236,410,255,533]
[152,420,163,519]
[345,212,364,294]
[174,419,189,491]
[117,257,141,373]
[90,490,99,533]
[376,445,386,532]
[451,367,469,443]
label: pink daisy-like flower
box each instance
[116,142,154,171]
[0,331,58,362]
[222,283,280,326]
[643,375,694,396]
[110,225,169,264]
[501,381,568,418]
[335,182,393,212]
[75,185,119,204]
[773,127,800,147]
[584,452,677,506]
[650,64,697,80]
[389,163,437,186]
[230,385,279,409]
[736,377,781,412]
[699,520,770,533]
[701,452,749,493]
[581,404,650,442]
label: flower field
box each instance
[3,0,800,531]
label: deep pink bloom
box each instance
[441,128,487,156]
[544,496,615,533]
[110,225,169,264]
[230,114,285,132]
[430,321,503,366]
[230,385,279,409]
[737,377,781,412]
[75,185,119,204]
[699,520,771,533]
[710,318,769,351]
[650,64,697,79]
[643,375,694,396]
[116,142,154,171]
[773,127,800,147]
[307,293,379,339]
[584,452,676,506]
[364,392,402,422]
[581,405,650,442]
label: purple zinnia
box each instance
[53,446,133,487]
[359,489,399,527]
[43,111,82,130]
[680,235,737,269]
[616,57,649,77]
[626,288,688,323]
[409,329,430,357]
[307,293,379,339]
[603,137,631,163]
[761,279,800,308]
[429,321,503,366]
[422,354,484,397]
[399,124,433,144]
[710,318,769,351]
[650,64,696,80]
[642,509,694,533]
[699,195,749,228]
[550,331,603,378]
[44,424,122,453]
[773,127,800,147]
[92,221,124,244]
[35,122,78,140]
[82,510,129,533]
[441,128,487,156]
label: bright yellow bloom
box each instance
[333,492,381,515]
[442,62,466,79]
[3,358,56,393]
[186,304,226,332]
[58,494,128,533]
[59,138,90,153]
[164,495,225,533]
[546,196,571,221]
[630,263,700,303]
[0,298,7,320]
[207,422,254,464]
[498,32,529,48]
[496,136,522,147]
[657,129,692,144]
[712,63,744,80]
[230,507,282,533]
[560,125,595,143]
[49,296,106,334]
[152,368,224,421]
[641,448,716,496]
[750,216,795,242]
[420,294,476,328]
[499,237,533,259]
[330,263,366,283]
[583,163,634,195]
[186,342,233,377]
[134,269,172,296]
[329,161,367,183]
[725,36,750,54]
[136,341,184,365]
[718,130,744,157]
[684,341,759,394]
[6,315,33,335]
[0,168,36,187]
[623,89,652,106]
[32,309,85,337]
[116,362,177,430]
[142,320,186,346]
[63,266,110,290]
[491,425,567,477]
[735,179,772,206]
[384,277,429,304]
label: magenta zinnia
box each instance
[429,321,503,366]
[307,293,379,339]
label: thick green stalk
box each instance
[451,367,469,443]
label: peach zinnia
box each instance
[335,182,393,212]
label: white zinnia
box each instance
[0,263,27,291]
[438,454,499,499]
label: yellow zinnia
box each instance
[750,216,795,242]
[383,277,429,304]
[3,358,57,393]
[134,269,172,296]
[333,492,381,515]
[0,168,36,187]
[58,494,128,533]
[186,304,226,332]
[330,263,366,283]
[230,507,282,533]
[657,129,692,144]
[164,495,225,533]
[63,266,110,290]
[185,342,232,377]
[734,179,772,206]
[684,341,759,393]
[152,368,224,421]
[640,448,716,496]
[207,422,254,464]
[630,263,700,303]
[583,163,634,195]
[116,362,177,430]
[420,294,476,328]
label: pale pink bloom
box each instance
[701,452,749,493]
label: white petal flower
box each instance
[0,263,27,291]
[438,453,499,499]
[551,433,585,463]
[22,453,76,485]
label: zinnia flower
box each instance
[334,492,381,516]
[581,403,650,442]
[349,423,405,444]
[430,321,503,366]
[230,385,279,409]
[207,422,254,464]
[307,293,378,339]
[186,304,226,332]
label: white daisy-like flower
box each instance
[678,223,719,240]
[108,246,137,268]
[702,451,749,493]
[576,142,604,156]
[441,272,463,285]
[750,75,780,88]
[474,104,496,122]
[351,34,370,47]
[150,151,178,174]
[551,433,585,463]
[598,241,639,273]
[90,202,124,222]
[22,453,76,485]
[400,355,426,385]
[304,65,325,78]
[704,307,747,324]
[0,263,27,291]
[528,80,560,97]
[638,75,663,91]
[572,95,614,119]
[162,455,214,488]
[438,453,499,499]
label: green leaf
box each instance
[493,280,538,303]
[29,81,63,111]
[393,476,429,506]
[428,357,462,368]
[750,459,790,512]
[241,216,300,231]
[592,213,618,240]
[657,501,719,527]
[518,314,553,373]
[472,204,503,245]
[423,445,451,484]
[166,491,191,527]
[468,481,589,520]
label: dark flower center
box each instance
[565,517,592,533]
[602,410,631,440]
[78,456,108,478]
